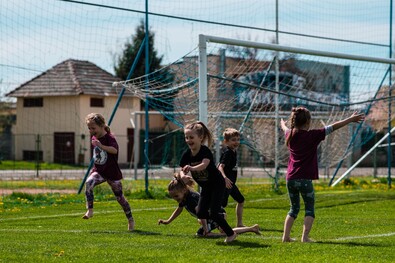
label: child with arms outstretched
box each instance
[281,107,364,242]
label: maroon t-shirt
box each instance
[91,133,122,180]
[285,128,326,180]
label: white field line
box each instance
[331,232,395,241]
[0,226,394,243]
[0,206,172,222]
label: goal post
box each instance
[116,34,395,186]
[197,34,395,185]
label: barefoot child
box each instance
[179,121,238,243]
[83,113,134,231]
[158,174,260,237]
[280,107,364,242]
[218,128,245,227]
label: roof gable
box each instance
[6,59,125,97]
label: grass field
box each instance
[0,177,394,262]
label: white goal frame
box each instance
[198,34,395,185]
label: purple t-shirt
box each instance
[285,128,326,180]
[91,133,122,180]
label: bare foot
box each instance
[252,224,261,235]
[82,210,93,219]
[128,219,135,231]
[282,237,296,242]
[301,237,314,243]
[224,232,237,243]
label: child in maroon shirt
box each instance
[83,113,134,231]
[281,107,364,242]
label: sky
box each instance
[0,0,393,100]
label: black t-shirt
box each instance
[219,146,238,182]
[179,190,200,218]
[179,145,221,188]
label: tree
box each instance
[113,19,176,112]
[114,19,163,80]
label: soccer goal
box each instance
[115,34,395,185]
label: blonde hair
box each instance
[285,107,311,146]
[167,173,195,193]
[184,121,213,147]
[223,127,240,141]
[85,113,111,133]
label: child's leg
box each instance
[282,180,300,242]
[282,215,295,242]
[236,202,244,227]
[210,183,236,242]
[302,216,314,242]
[230,185,245,227]
[233,224,261,235]
[300,179,315,242]
[107,180,134,231]
[83,172,105,219]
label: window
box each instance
[23,98,43,107]
[23,150,43,161]
[90,97,104,107]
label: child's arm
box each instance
[329,112,365,132]
[280,118,289,132]
[92,139,118,154]
[218,163,233,189]
[182,158,210,174]
[199,219,210,236]
[158,207,183,225]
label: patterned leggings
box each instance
[286,179,315,219]
[85,172,133,220]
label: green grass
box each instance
[0,178,394,262]
[0,160,84,170]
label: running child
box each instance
[179,121,237,243]
[83,113,134,231]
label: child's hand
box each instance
[350,111,365,123]
[224,177,233,189]
[182,165,192,174]
[92,139,102,148]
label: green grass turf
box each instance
[0,179,394,262]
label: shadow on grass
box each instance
[318,195,395,209]
[316,240,390,247]
[216,240,270,248]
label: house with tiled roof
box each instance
[6,59,168,166]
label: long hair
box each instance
[167,173,195,193]
[184,121,213,148]
[85,113,111,133]
[285,107,311,146]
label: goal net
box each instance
[114,35,395,177]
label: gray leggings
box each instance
[85,172,133,220]
[286,179,315,219]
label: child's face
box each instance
[225,136,240,150]
[87,121,105,138]
[184,129,203,151]
[169,189,187,203]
